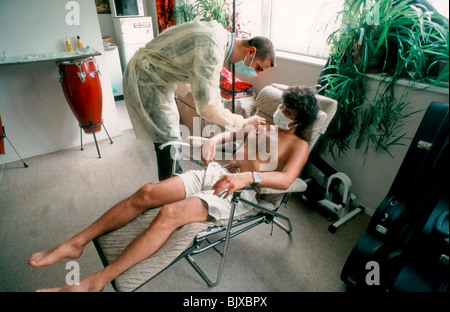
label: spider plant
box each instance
[174,0,232,30]
[319,0,449,157]
[196,0,231,28]
[174,0,199,25]
[174,0,250,36]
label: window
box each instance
[237,0,449,60]
[428,0,449,17]
[237,0,345,59]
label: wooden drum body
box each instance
[59,57,102,133]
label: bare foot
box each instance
[28,241,84,267]
[35,273,105,292]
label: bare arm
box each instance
[212,139,310,198]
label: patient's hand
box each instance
[212,172,253,198]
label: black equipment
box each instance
[341,101,449,292]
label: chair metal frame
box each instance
[163,189,293,288]
[148,140,294,288]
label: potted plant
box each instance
[174,0,231,29]
[174,0,251,36]
[318,0,449,157]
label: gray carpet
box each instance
[0,128,370,292]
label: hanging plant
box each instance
[318,0,449,157]
[174,0,250,37]
[174,0,231,28]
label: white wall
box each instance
[0,0,121,164]
[97,13,118,44]
[246,53,449,215]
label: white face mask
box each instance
[273,104,297,130]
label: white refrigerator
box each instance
[112,16,154,71]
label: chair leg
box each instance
[272,213,293,234]
[186,192,240,287]
[238,196,293,234]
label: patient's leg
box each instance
[28,176,187,268]
[37,196,209,292]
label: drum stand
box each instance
[1,125,29,168]
[79,119,113,158]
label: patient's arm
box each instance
[260,137,309,189]
[212,134,310,198]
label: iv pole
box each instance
[202,0,237,287]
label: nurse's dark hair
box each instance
[246,36,275,67]
[282,85,319,136]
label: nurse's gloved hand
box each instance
[243,115,266,130]
[201,138,216,166]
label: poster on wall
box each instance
[95,0,111,14]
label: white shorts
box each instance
[178,162,258,220]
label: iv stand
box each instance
[210,0,236,286]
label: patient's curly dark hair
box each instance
[282,86,319,137]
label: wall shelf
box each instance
[0,51,102,67]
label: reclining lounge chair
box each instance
[93,84,337,292]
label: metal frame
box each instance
[1,125,29,168]
[79,119,113,158]
[182,190,292,287]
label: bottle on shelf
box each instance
[77,35,84,49]
[65,37,73,52]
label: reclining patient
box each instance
[28,85,318,292]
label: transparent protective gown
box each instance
[123,19,243,143]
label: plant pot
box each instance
[438,61,449,82]
[367,44,387,74]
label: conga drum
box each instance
[0,114,5,156]
[58,57,103,133]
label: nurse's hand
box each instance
[201,138,216,166]
[243,115,266,130]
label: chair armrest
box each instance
[256,178,307,194]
